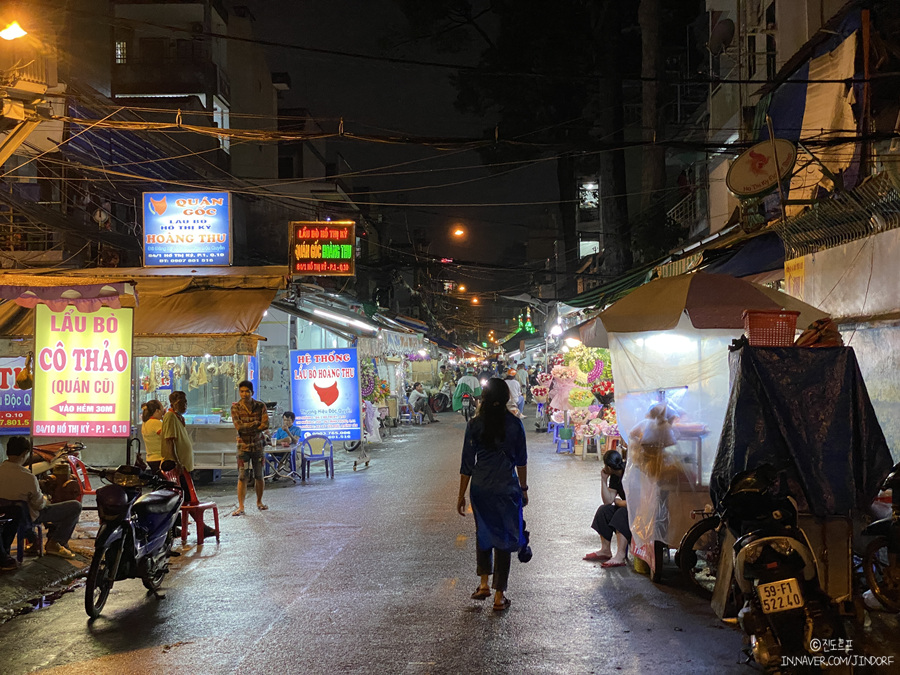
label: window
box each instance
[579,240,600,259]
[115,41,127,64]
[579,181,599,210]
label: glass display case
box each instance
[133,354,259,469]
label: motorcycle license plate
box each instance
[758,578,804,614]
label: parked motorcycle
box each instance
[85,464,183,619]
[862,460,900,612]
[721,465,844,672]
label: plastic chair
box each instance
[556,426,575,453]
[165,470,220,545]
[300,435,334,480]
[0,500,43,562]
[547,420,561,437]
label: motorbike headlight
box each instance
[96,484,129,521]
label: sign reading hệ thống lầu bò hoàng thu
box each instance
[289,348,361,442]
[143,191,232,266]
[33,306,134,438]
[289,221,355,276]
[0,357,31,435]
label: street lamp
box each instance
[565,337,582,348]
[0,22,26,41]
[549,324,563,337]
[471,297,479,304]
[458,284,466,292]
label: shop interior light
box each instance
[549,324,563,337]
[564,337,582,348]
[418,349,427,356]
[312,308,378,333]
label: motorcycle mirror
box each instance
[160,460,177,472]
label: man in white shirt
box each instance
[408,382,437,423]
[0,437,82,559]
[504,369,525,417]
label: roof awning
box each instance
[0,266,287,356]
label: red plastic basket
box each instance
[742,310,800,347]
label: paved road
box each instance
[0,411,746,674]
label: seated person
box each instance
[271,411,302,446]
[0,436,82,559]
[0,499,24,571]
[408,382,437,423]
[583,450,630,568]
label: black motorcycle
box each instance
[461,393,477,422]
[722,466,844,672]
[85,464,183,619]
[862,460,900,612]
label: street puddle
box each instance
[0,577,85,624]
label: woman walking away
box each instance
[457,377,529,611]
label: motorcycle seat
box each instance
[133,489,181,516]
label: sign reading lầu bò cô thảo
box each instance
[33,306,134,438]
[290,220,356,276]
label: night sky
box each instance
[239,0,559,288]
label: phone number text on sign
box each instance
[33,306,134,438]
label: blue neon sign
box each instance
[143,191,232,266]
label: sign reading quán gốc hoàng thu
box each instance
[290,220,355,276]
[143,191,232,266]
[33,306,134,438]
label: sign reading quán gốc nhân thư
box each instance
[290,220,355,276]
[33,306,134,438]
[143,191,232,266]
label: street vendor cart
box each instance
[598,272,827,581]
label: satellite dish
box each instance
[707,18,735,56]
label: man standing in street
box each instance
[162,391,217,538]
[231,380,269,516]
[0,436,82,561]
[516,363,529,400]
[504,368,525,416]
[408,382,438,424]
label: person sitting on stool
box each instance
[583,450,630,568]
[408,382,438,424]
[0,436,82,560]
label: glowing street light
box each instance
[458,284,466,292]
[0,21,27,40]
[471,297,479,304]
[549,324,563,337]
[453,227,466,237]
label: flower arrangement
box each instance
[569,407,599,425]
[536,372,553,386]
[551,365,578,382]
[568,387,595,408]
[564,346,612,379]
[377,378,391,398]
[406,352,431,362]
[550,353,565,368]
[532,385,549,402]
[551,410,566,424]
[591,380,615,397]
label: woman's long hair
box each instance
[477,377,510,446]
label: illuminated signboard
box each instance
[33,306,134,438]
[143,191,232,266]
[0,356,31,435]
[289,348,361,441]
[289,220,355,276]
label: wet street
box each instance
[0,412,746,674]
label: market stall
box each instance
[598,271,827,580]
[0,266,286,467]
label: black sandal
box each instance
[471,587,491,600]
[493,597,511,611]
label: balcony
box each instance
[112,58,230,104]
[667,187,709,240]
